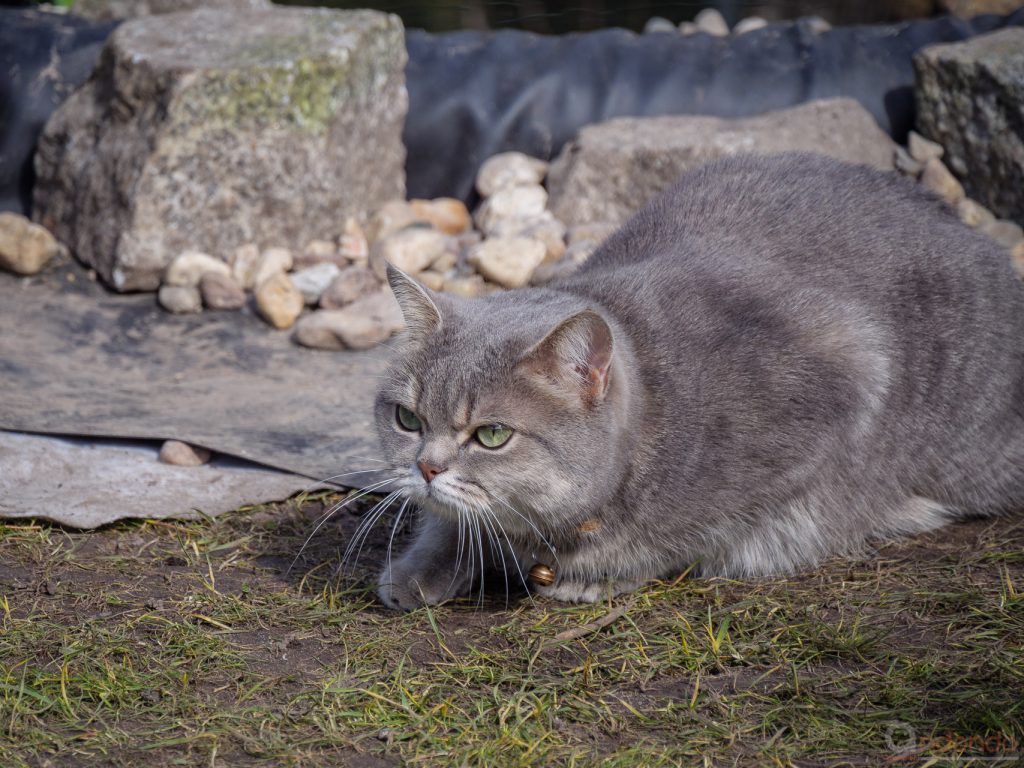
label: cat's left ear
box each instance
[519,310,614,407]
[387,264,443,341]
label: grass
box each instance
[0,494,1021,767]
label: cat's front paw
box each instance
[377,554,473,611]
[534,578,643,604]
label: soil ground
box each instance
[1,492,1021,767]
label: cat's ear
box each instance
[519,310,614,407]
[387,263,442,340]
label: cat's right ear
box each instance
[387,263,443,341]
[518,310,614,408]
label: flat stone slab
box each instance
[0,260,390,485]
[33,5,407,290]
[0,430,314,528]
[547,98,898,226]
[915,28,1024,225]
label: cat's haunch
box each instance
[371,153,1024,611]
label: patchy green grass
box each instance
[1,495,1021,767]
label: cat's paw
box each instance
[377,555,473,611]
[534,578,643,604]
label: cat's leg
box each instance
[513,538,650,604]
[377,513,476,610]
[533,577,645,604]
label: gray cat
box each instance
[372,152,1024,610]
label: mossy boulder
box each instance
[33,6,406,291]
[915,28,1024,226]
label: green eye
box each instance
[475,424,513,449]
[396,405,422,431]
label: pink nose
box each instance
[417,460,445,483]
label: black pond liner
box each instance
[2,7,1023,215]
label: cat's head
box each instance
[374,266,631,542]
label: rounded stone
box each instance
[319,265,381,309]
[252,247,293,289]
[366,199,424,243]
[475,152,548,198]
[199,271,246,310]
[956,198,996,228]
[980,219,1024,250]
[409,198,471,235]
[163,250,230,288]
[908,130,944,164]
[255,272,304,329]
[229,243,260,289]
[370,226,449,279]
[158,284,202,314]
[294,290,403,350]
[290,262,342,306]
[0,212,60,276]
[733,16,768,34]
[474,184,549,236]
[694,7,729,36]
[467,236,547,289]
[158,439,212,466]
[919,158,965,205]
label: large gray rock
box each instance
[547,98,897,226]
[34,7,407,291]
[914,28,1024,225]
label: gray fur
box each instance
[373,153,1024,610]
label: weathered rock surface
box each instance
[163,251,230,288]
[255,272,304,329]
[0,212,60,276]
[293,290,403,350]
[915,28,1024,224]
[370,226,449,279]
[33,6,407,291]
[475,152,548,198]
[291,263,341,305]
[547,98,898,225]
[319,266,381,308]
[467,236,546,289]
[158,439,212,466]
[199,271,246,310]
[158,285,202,314]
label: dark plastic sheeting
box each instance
[2,8,1023,216]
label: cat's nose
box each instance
[417,460,446,483]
